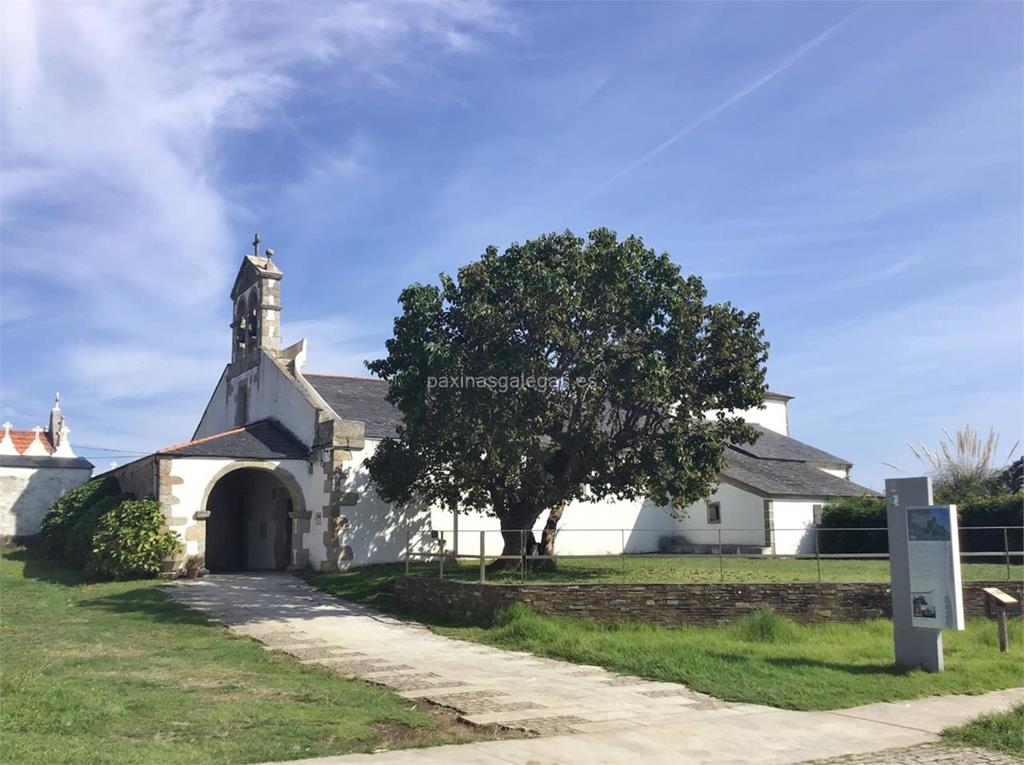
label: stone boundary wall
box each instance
[392,576,1024,627]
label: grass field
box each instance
[307,565,1024,711]
[0,549,496,765]
[434,605,1024,710]
[941,703,1024,755]
[311,555,1016,589]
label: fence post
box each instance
[479,530,486,583]
[1005,527,1011,582]
[815,527,822,583]
[439,536,445,580]
[621,529,626,582]
[998,608,1010,653]
[718,529,724,583]
[405,528,410,575]
[521,528,526,583]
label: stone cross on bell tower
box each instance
[229,232,283,370]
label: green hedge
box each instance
[816,496,887,555]
[819,493,1024,555]
[39,477,182,580]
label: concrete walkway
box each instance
[168,574,1023,765]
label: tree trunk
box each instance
[488,504,542,573]
[533,504,564,572]
[539,504,564,557]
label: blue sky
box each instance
[1,1,1021,489]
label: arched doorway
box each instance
[204,468,296,572]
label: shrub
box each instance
[39,476,182,580]
[86,498,182,580]
[38,477,119,556]
[818,496,887,554]
[910,425,1019,499]
[66,492,131,568]
[958,494,1023,555]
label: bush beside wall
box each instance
[86,498,182,580]
[38,477,181,580]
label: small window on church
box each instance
[707,502,721,524]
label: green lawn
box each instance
[0,549,494,765]
[307,565,1024,711]
[310,555,1015,588]
[941,703,1024,755]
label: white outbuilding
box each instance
[0,396,93,542]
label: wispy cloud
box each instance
[576,12,858,206]
[0,0,506,450]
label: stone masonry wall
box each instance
[392,576,1024,626]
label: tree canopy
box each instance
[366,228,768,556]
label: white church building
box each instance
[109,245,877,572]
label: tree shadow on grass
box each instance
[3,547,85,587]
[708,650,912,677]
[76,588,212,626]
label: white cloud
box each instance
[0,0,506,449]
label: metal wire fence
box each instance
[401,525,1024,584]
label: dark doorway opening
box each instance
[205,468,293,572]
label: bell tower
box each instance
[229,233,283,370]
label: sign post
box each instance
[885,476,964,672]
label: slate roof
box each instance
[303,374,401,439]
[722,448,877,498]
[732,425,851,467]
[160,419,309,460]
[0,455,93,469]
[298,374,875,498]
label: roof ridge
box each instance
[303,372,386,383]
[158,419,274,453]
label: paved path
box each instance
[168,574,1024,765]
[170,573,752,735]
[805,743,1022,764]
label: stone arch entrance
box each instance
[201,464,305,572]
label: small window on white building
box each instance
[707,501,721,524]
[813,504,824,525]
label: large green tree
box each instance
[366,229,768,561]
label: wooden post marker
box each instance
[983,587,1018,653]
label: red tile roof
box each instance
[8,430,54,455]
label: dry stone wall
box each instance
[392,576,1024,626]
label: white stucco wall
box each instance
[430,497,675,557]
[670,482,769,550]
[194,354,318,446]
[316,438,436,569]
[428,483,774,558]
[770,499,821,555]
[0,466,92,538]
[706,398,789,436]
